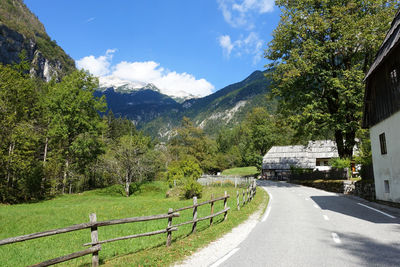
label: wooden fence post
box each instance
[89,213,99,267]
[192,196,198,233]
[249,185,252,202]
[223,191,228,221]
[166,208,173,247]
[246,188,249,203]
[242,189,245,206]
[236,190,240,211]
[210,194,214,226]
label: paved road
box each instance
[216,180,400,267]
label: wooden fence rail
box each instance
[0,192,231,267]
[30,245,101,267]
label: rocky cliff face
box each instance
[0,0,75,80]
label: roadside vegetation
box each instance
[0,181,268,266]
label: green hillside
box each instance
[0,0,75,77]
[141,70,271,139]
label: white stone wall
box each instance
[370,110,400,203]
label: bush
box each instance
[166,159,202,187]
[183,179,203,199]
[95,184,126,197]
[329,157,351,169]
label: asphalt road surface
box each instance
[215,180,400,267]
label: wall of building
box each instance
[370,110,400,203]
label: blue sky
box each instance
[25,0,280,97]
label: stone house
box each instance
[262,140,339,180]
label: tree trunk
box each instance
[335,130,345,158]
[344,130,356,158]
[6,142,14,187]
[125,173,130,197]
[43,137,48,164]
[335,129,355,159]
[62,159,69,194]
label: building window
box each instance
[316,160,320,166]
[384,180,390,193]
[379,133,387,155]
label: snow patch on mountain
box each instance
[99,76,145,91]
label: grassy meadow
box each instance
[221,166,259,177]
[0,181,267,266]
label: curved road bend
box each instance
[215,180,400,267]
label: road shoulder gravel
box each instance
[174,187,267,267]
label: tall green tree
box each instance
[46,70,106,193]
[169,117,217,173]
[102,133,158,197]
[266,0,398,158]
[0,63,45,202]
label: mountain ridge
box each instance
[96,70,271,139]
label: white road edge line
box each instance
[313,204,319,209]
[261,190,272,222]
[262,206,272,222]
[357,203,396,219]
[209,247,240,267]
[305,197,310,201]
[331,233,341,244]
[323,215,329,221]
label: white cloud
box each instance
[76,49,116,76]
[76,50,214,98]
[218,32,264,64]
[217,0,274,28]
[218,35,234,57]
[232,0,274,13]
[112,61,163,82]
[86,17,95,23]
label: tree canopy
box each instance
[266,0,399,158]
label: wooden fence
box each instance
[0,193,230,267]
[236,180,257,211]
[197,175,255,187]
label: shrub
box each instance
[166,159,202,187]
[329,157,351,169]
[96,184,126,197]
[183,179,203,199]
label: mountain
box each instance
[181,70,270,133]
[0,0,75,80]
[97,70,271,139]
[94,85,182,125]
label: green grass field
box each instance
[221,166,259,177]
[0,181,267,266]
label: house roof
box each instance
[262,140,339,170]
[365,9,400,81]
